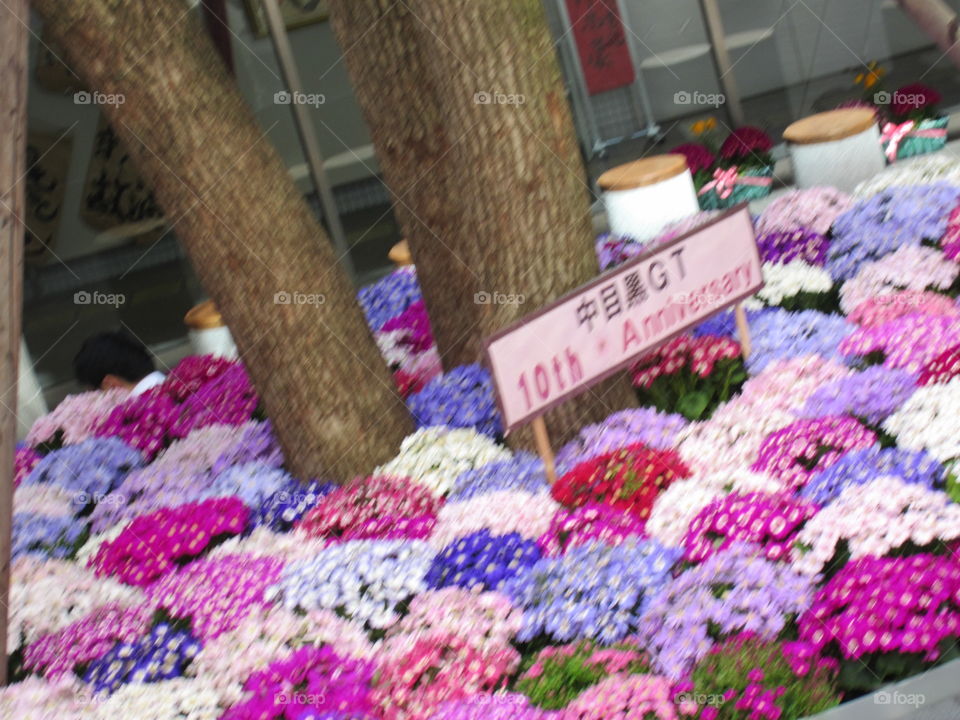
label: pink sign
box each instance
[484,207,763,431]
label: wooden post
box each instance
[532,416,557,484]
[735,302,751,358]
[0,0,28,686]
[698,0,746,126]
[262,0,355,282]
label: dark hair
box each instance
[73,331,155,389]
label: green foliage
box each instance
[515,640,649,709]
[637,356,747,422]
[691,637,840,720]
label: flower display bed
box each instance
[8,168,960,719]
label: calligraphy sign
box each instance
[564,0,635,95]
[81,115,164,234]
[484,207,763,431]
[24,130,73,264]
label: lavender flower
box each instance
[746,309,853,373]
[407,364,503,437]
[448,453,550,502]
[503,539,680,644]
[88,464,210,534]
[210,420,284,476]
[827,183,960,281]
[798,367,917,425]
[800,446,944,505]
[637,542,817,679]
[201,461,294,511]
[555,408,688,472]
[757,229,830,266]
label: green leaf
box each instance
[676,391,710,420]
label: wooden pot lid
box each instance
[783,108,877,145]
[185,299,225,330]
[597,154,689,191]
[389,239,413,266]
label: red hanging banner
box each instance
[564,0,636,95]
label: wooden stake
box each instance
[735,302,751,358]
[0,0,28,685]
[531,416,557,484]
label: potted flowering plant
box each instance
[696,126,775,210]
[881,82,948,161]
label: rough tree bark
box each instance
[897,0,960,70]
[32,0,412,481]
[329,0,636,445]
[0,0,27,683]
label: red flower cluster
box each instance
[891,82,941,118]
[298,474,443,541]
[720,126,773,161]
[89,496,249,586]
[631,334,741,389]
[552,443,690,522]
[672,142,716,175]
[918,342,960,385]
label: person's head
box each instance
[73,331,155,391]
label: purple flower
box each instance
[798,367,917,425]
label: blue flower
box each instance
[800,446,944,505]
[448,453,549,502]
[503,539,680,644]
[426,529,541,591]
[745,309,853,374]
[82,622,202,695]
[25,437,143,509]
[256,479,336,531]
[357,266,422,331]
[11,512,88,561]
[407,364,503,437]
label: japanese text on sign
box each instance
[484,207,763,431]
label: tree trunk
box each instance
[897,0,960,70]
[32,0,412,481]
[0,0,28,683]
[328,0,635,445]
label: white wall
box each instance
[622,0,945,121]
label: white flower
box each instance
[884,378,960,461]
[376,426,510,496]
[744,260,833,310]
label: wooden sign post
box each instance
[484,206,763,479]
[0,0,28,686]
